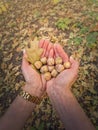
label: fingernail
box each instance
[23,49,25,54]
[70,56,74,60]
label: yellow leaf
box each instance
[1,5,7,12]
[25,40,43,67]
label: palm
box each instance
[48,67,77,90]
[24,66,42,87]
[21,49,46,97]
[39,40,79,90]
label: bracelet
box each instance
[19,89,41,104]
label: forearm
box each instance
[47,86,95,130]
[0,95,36,130]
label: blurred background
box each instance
[0,0,98,130]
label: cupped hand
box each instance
[22,38,79,97]
[47,44,79,91]
[21,46,46,98]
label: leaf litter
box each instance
[0,0,98,130]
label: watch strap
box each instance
[19,89,41,104]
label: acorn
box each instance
[55,64,64,73]
[44,72,51,81]
[47,58,55,66]
[34,61,42,69]
[40,57,47,64]
[64,61,71,69]
[55,57,63,64]
[40,65,48,73]
[51,69,58,77]
[48,66,54,72]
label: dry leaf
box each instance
[25,39,43,67]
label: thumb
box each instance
[21,49,30,71]
[70,56,79,71]
[70,56,75,63]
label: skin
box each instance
[40,41,95,130]
[0,40,95,130]
[21,51,46,97]
[54,44,68,62]
[47,44,79,90]
[0,42,46,130]
[34,41,95,130]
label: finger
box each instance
[21,53,29,71]
[41,74,47,91]
[56,44,68,62]
[70,56,79,72]
[43,40,49,49]
[45,42,53,57]
[43,40,50,57]
[41,40,50,57]
[41,49,46,57]
[54,44,59,58]
[23,49,28,58]
[39,39,45,57]
[39,39,45,48]
[48,48,54,58]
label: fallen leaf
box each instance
[25,39,43,67]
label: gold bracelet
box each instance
[19,89,41,104]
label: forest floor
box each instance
[0,0,98,130]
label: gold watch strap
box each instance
[19,89,41,104]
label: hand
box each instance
[21,48,46,98]
[48,44,79,91]
[39,40,79,92]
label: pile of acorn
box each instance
[34,57,71,81]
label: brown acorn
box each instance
[47,58,55,66]
[40,57,47,64]
[64,61,71,69]
[55,64,64,73]
[48,66,54,72]
[55,57,63,64]
[40,65,48,73]
[44,72,51,81]
[34,61,42,69]
[51,69,58,77]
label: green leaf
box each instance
[75,22,83,29]
[38,122,44,130]
[96,126,98,130]
[56,18,71,30]
[30,127,36,130]
[73,36,83,45]
[34,10,40,18]
[86,32,98,44]
[79,27,89,34]
[0,4,7,12]
[53,0,60,4]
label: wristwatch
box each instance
[19,89,41,104]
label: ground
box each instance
[0,0,98,130]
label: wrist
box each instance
[18,89,42,105]
[18,95,36,107]
[47,83,71,95]
[22,84,42,98]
